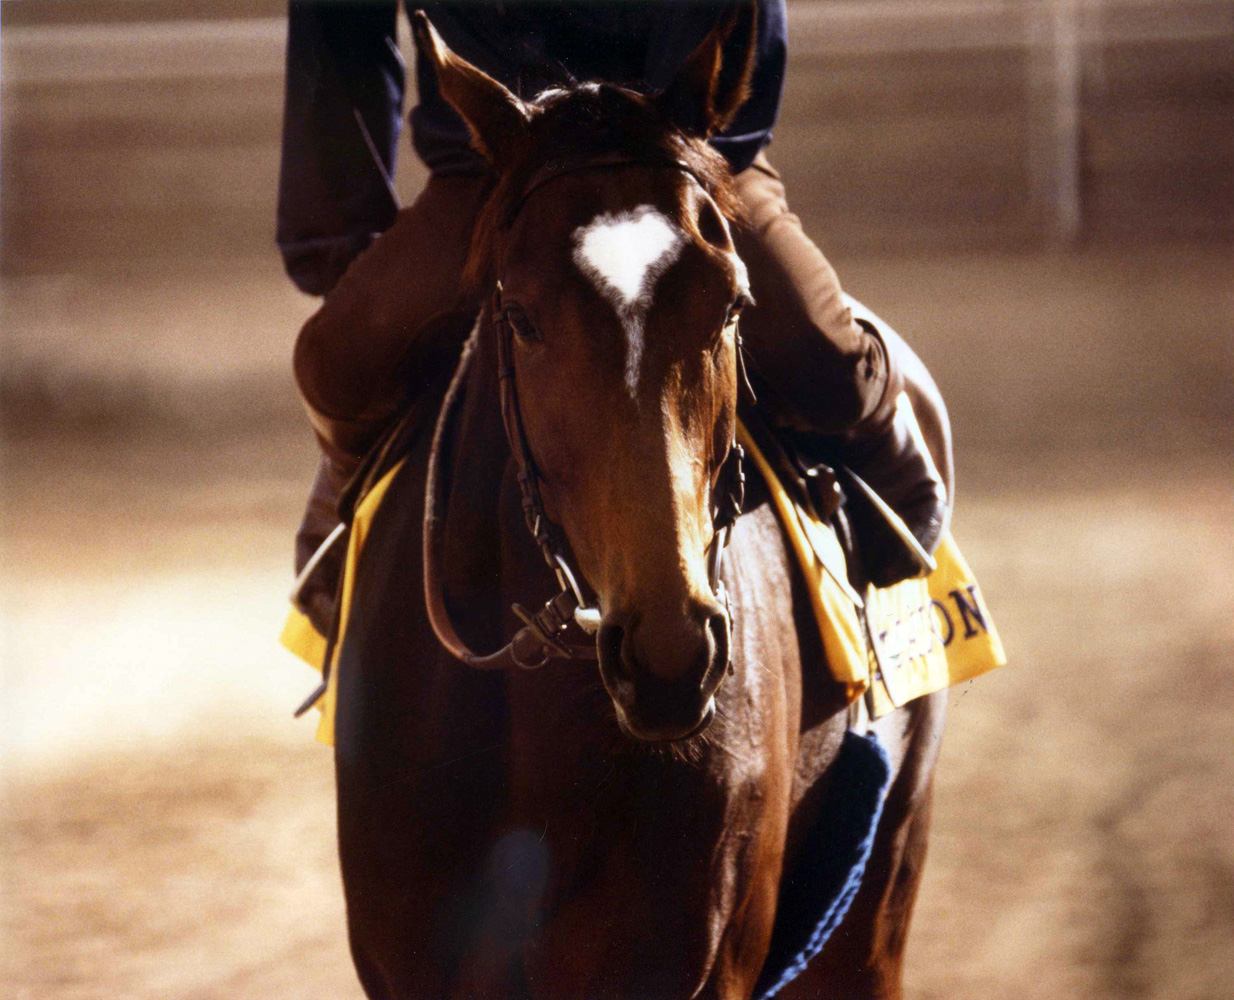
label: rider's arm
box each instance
[277,1,405,297]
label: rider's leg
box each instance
[292,172,490,628]
[731,155,949,585]
[294,172,491,469]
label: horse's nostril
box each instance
[596,609,729,742]
[598,623,624,672]
[597,621,643,727]
[597,622,632,695]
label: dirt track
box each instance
[5,417,1232,999]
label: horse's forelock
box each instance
[463,82,740,293]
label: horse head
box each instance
[414,5,758,741]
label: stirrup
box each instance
[289,521,347,611]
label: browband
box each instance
[501,154,710,230]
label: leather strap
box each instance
[423,317,598,670]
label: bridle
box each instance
[423,156,749,672]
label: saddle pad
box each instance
[752,728,890,1000]
[281,457,408,746]
[736,421,1005,716]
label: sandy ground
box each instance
[3,8,1232,995]
[4,375,1232,998]
[4,243,1233,998]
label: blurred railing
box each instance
[2,0,1231,272]
[6,1,1229,79]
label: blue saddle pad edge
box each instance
[753,728,892,1000]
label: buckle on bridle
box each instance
[706,440,745,594]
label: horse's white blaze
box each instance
[572,206,684,397]
[575,207,680,306]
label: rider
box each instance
[278,1,949,630]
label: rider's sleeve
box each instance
[277,1,404,297]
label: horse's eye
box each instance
[505,306,541,343]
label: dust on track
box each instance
[3,421,1230,999]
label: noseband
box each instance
[424,158,747,672]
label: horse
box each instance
[328,8,949,998]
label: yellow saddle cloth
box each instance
[280,459,406,746]
[281,424,1005,744]
[735,423,1005,719]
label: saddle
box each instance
[733,414,1004,719]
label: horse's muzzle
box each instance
[597,605,730,742]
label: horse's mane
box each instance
[464,82,741,292]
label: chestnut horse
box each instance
[330,9,947,998]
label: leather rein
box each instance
[423,156,748,671]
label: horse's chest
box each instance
[501,728,781,1000]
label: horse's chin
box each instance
[613,693,717,744]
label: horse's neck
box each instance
[441,318,557,656]
[441,320,618,796]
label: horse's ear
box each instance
[657,0,758,137]
[411,11,530,167]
